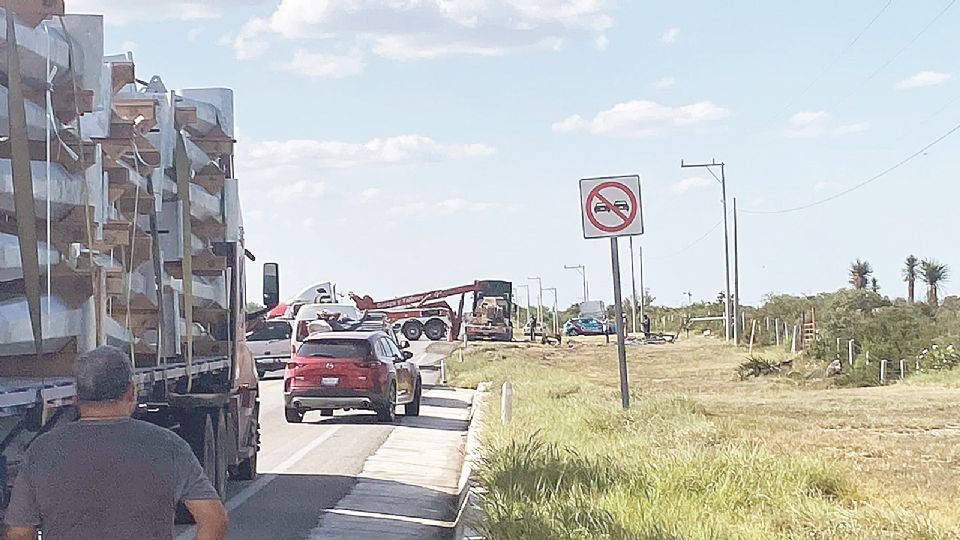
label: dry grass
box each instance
[453,335,960,538]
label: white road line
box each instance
[176,426,343,540]
[323,508,454,528]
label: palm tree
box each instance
[870,277,879,293]
[920,259,949,306]
[903,255,918,304]
[849,259,873,290]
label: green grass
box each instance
[452,341,960,540]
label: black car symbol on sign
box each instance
[614,200,630,212]
[594,202,610,213]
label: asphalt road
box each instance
[176,340,466,540]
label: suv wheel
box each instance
[404,381,422,417]
[285,408,304,424]
[377,384,397,423]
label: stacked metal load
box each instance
[0,2,240,375]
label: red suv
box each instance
[283,331,422,423]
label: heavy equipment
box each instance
[350,280,514,342]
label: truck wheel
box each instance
[213,412,228,499]
[233,452,257,482]
[402,321,423,341]
[230,403,259,482]
[404,381,422,417]
[376,384,397,423]
[285,408,304,424]
[175,411,223,524]
[424,320,447,341]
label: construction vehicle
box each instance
[350,280,514,342]
[0,2,277,510]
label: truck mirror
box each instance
[263,263,280,309]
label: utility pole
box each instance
[564,264,588,303]
[528,277,543,327]
[544,287,559,336]
[629,238,638,334]
[638,245,645,326]
[732,197,740,345]
[517,284,530,326]
[681,159,731,342]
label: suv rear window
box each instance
[297,339,371,358]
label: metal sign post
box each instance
[580,175,643,410]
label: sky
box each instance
[70,0,960,310]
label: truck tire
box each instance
[175,411,224,524]
[213,411,228,498]
[424,319,447,341]
[402,321,423,341]
[404,380,422,417]
[230,404,259,482]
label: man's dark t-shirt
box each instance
[5,418,219,540]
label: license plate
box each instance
[321,377,339,386]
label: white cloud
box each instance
[671,177,712,194]
[655,77,676,89]
[784,112,869,138]
[785,110,829,138]
[360,188,382,202]
[268,180,327,203]
[229,0,615,62]
[660,27,680,44]
[388,198,509,218]
[244,135,495,170]
[814,181,844,193]
[187,27,205,42]
[552,99,732,137]
[226,18,272,60]
[281,49,367,78]
[595,35,610,51]
[896,71,952,89]
[69,0,238,25]
[834,122,871,136]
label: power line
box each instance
[744,119,960,215]
[652,219,723,261]
[830,0,957,108]
[772,0,893,121]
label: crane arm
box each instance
[350,282,480,311]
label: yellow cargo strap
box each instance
[6,9,43,356]
[174,128,194,391]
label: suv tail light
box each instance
[354,361,380,369]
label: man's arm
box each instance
[4,525,37,540]
[183,499,227,540]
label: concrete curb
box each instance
[452,381,490,540]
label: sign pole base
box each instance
[610,237,630,409]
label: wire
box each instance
[652,219,723,261]
[744,119,960,215]
[830,0,957,108]
[772,0,893,121]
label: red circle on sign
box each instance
[585,181,639,233]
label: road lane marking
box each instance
[323,508,454,528]
[176,425,343,540]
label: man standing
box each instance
[529,316,537,342]
[4,346,228,540]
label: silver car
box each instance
[246,319,293,377]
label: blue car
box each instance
[564,318,605,336]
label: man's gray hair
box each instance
[74,346,135,401]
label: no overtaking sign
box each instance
[580,175,644,239]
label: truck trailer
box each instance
[0,2,278,512]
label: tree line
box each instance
[849,256,949,306]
